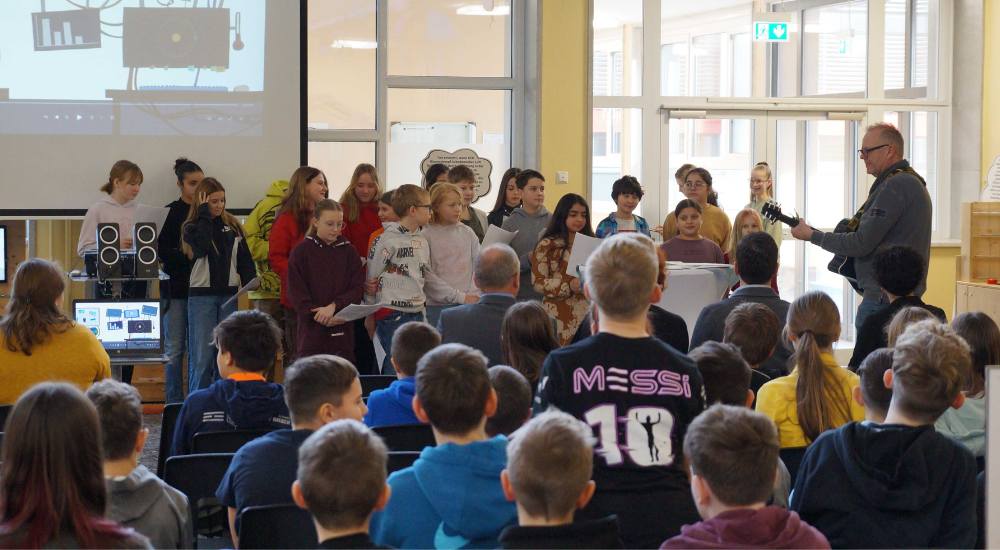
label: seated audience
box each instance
[292,420,391,549]
[886,305,939,347]
[691,232,791,376]
[171,310,290,456]
[486,365,533,437]
[660,200,726,264]
[791,321,977,548]
[439,243,520,366]
[364,321,440,428]
[687,341,791,508]
[755,291,864,448]
[935,312,998,457]
[371,344,517,548]
[848,245,947,370]
[501,301,559,388]
[0,383,151,548]
[854,348,894,424]
[216,354,365,546]
[723,302,784,399]
[87,380,192,549]
[0,258,110,404]
[499,410,623,549]
[661,405,829,549]
[537,233,705,548]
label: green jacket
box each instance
[244,179,289,300]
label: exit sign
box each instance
[754,22,789,42]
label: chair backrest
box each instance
[360,375,397,396]
[238,504,318,549]
[193,429,274,454]
[388,451,420,473]
[779,446,808,485]
[164,453,235,540]
[157,402,184,478]
[372,424,435,452]
[0,404,12,431]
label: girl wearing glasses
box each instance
[746,161,783,246]
[662,167,732,250]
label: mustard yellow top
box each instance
[0,323,111,405]
[663,203,733,251]
[755,352,864,448]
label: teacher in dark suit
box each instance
[438,243,520,366]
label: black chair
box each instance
[238,504,317,549]
[193,429,275,454]
[164,453,235,545]
[779,446,808,485]
[388,451,421,473]
[157,402,184,478]
[0,404,11,430]
[373,424,435,452]
[360,375,397,396]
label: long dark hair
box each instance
[501,301,558,384]
[0,383,133,548]
[424,163,449,190]
[540,193,594,243]
[952,312,1000,397]
[0,259,72,356]
[173,157,202,184]
[490,167,521,215]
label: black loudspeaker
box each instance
[97,223,121,280]
[134,222,159,278]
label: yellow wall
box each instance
[926,246,960,317]
[538,0,589,210]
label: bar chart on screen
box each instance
[32,9,101,51]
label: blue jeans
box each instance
[163,298,188,403]
[855,295,885,333]
[187,295,236,393]
[376,311,425,375]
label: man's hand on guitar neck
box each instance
[790,219,815,241]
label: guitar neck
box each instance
[772,212,799,227]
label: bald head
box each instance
[475,244,520,293]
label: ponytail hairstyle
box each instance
[180,178,244,259]
[728,208,764,261]
[491,167,522,215]
[0,259,71,356]
[173,157,203,184]
[280,166,327,233]
[429,183,463,224]
[750,161,774,202]
[306,199,344,238]
[340,163,382,224]
[785,291,850,443]
[100,160,143,195]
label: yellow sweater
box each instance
[0,323,111,404]
[755,352,864,448]
[663,203,732,251]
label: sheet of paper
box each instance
[482,224,518,247]
[566,233,603,277]
[134,205,171,235]
[982,155,1000,202]
[333,303,387,322]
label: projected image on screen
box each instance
[0,0,265,137]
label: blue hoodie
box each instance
[170,378,291,456]
[371,436,517,549]
[364,377,419,428]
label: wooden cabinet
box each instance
[961,202,1000,281]
[955,281,1000,326]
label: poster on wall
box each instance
[420,148,493,200]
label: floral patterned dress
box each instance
[531,236,589,346]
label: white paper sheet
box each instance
[134,205,171,236]
[333,303,388,322]
[566,233,603,277]
[482,225,518,247]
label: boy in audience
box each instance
[536,233,706,548]
[367,184,433,373]
[171,310,290,456]
[854,348,894,423]
[370,344,517,548]
[499,410,623,549]
[216,355,366,547]
[292,420,391,549]
[662,405,829,549]
[848,245,947,369]
[486,365,533,437]
[364,321,440,428]
[791,321,977,548]
[86,380,193,549]
[723,302,784,397]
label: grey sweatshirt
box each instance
[809,160,931,302]
[502,206,551,301]
[368,222,431,312]
[105,465,193,549]
[423,222,481,305]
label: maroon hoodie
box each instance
[661,507,829,549]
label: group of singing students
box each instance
[0,134,990,549]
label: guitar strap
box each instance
[843,166,926,232]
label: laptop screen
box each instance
[73,300,163,356]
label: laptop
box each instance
[73,299,163,358]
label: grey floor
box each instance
[141,412,162,473]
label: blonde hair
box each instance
[785,291,851,444]
[674,163,695,182]
[893,320,971,423]
[306,199,344,237]
[279,166,326,232]
[339,163,382,223]
[429,183,462,224]
[585,234,658,320]
[749,161,773,202]
[728,209,764,261]
[180,178,244,259]
[886,306,938,346]
[101,160,143,195]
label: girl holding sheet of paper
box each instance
[531,193,594,346]
[422,183,481,327]
[287,199,365,362]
